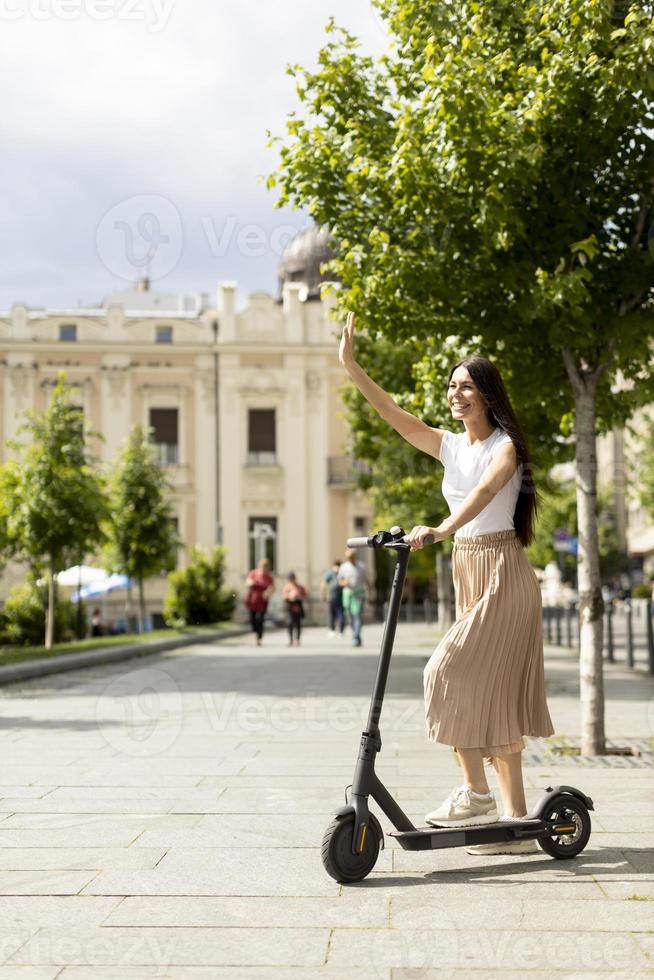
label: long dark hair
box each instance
[447,355,538,548]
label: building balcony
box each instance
[155,442,179,466]
[327,455,372,487]
[246,451,279,467]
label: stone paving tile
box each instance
[191,786,358,813]
[105,894,390,928]
[0,771,201,789]
[0,928,41,966]
[84,847,391,897]
[0,872,96,896]
[0,814,200,832]
[0,790,57,800]
[136,813,331,849]
[390,894,654,931]
[0,800,177,815]
[0,850,166,871]
[8,926,330,968]
[43,786,226,801]
[597,879,654,899]
[0,896,121,930]
[58,969,384,979]
[326,927,650,972]
[391,972,650,979]
[0,967,62,979]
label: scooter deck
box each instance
[390,818,544,851]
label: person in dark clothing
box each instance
[282,572,307,647]
[320,560,345,637]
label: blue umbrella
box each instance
[73,573,133,602]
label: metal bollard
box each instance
[565,603,572,647]
[647,600,654,675]
[606,603,614,663]
[626,601,634,669]
[555,605,562,646]
[545,607,552,643]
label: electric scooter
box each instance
[321,526,593,884]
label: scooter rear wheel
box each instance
[537,794,591,859]
[321,813,380,883]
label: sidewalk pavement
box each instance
[0,621,652,978]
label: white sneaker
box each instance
[327,630,335,638]
[425,785,499,827]
[465,816,540,855]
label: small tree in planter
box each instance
[164,546,236,627]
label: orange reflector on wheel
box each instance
[358,824,367,851]
[553,825,577,833]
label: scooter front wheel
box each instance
[321,813,380,883]
[538,794,591,859]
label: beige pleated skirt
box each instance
[423,529,554,763]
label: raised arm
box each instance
[339,312,445,460]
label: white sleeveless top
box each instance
[439,427,523,538]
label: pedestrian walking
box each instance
[338,548,369,647]
[339,310,554,855]
[282,572,307,647]
[320,560,345,637]
[245,558,275,646]
[90,607,103,638]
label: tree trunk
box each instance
[137,577,145,634]
[563,351,606,755]
[45,558,55,650]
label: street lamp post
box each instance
[212,318,222,545]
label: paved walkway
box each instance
[0,621,652,978]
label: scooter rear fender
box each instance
[532,784,594,818]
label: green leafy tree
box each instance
[0,580,77,647]
[267,0,654,754]
[107,426,179,632]
[164,545,236,627]
[2,378,107,648]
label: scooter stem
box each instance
[365,545,410,736]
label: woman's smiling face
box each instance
[447,366,488,422]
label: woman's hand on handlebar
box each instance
[339,311,356,369]
[406,525,446,550]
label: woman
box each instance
[245,558,275,647]
[339,311,554,856]
[282,572,307,647]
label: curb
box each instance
[0,627,251,686]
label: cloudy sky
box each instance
[0,0,388,312]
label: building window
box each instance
[248,516,277,573]
[156,325,173,344]
[247,408,276,465]
[59,323,77,342]
[149,407,179,465]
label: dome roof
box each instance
[277,224,339,301]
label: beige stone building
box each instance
[0,228,373,614]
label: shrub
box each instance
[164,545,236,627]
[631,584,653,600]
[0,581,77,646]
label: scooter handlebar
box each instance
[346,532,436,549]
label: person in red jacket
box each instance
[245,558,275,646]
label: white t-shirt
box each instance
[338,560,367,592]
[439,427,523,538]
